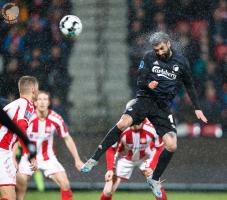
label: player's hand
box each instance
[75,159,84,171]
[195,110,208,123]
[30,158,37,171]
[105,170,114,182]
[148,81,158,90]
[143,168,153,177]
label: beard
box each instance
[157,48,171,60]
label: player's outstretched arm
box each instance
[63,135,84,171]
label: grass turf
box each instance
[24,191,227,200]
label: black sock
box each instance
[152,148,174,181]
[92,125,122,161]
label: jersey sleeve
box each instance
[17,119,29,154]
[105,146,116,171]
[182,58,201,110]
[137,52,152,89]
[149,145,164,170]
[54,117,69,138]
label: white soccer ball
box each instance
[59,15,82,38]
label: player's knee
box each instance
[166,142,177,152]
[117,115,132,131]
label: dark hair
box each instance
[149,32,170,46]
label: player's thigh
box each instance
[18,156,34,177]
[150,108,177,137]
[50,171,70,189]
[16,172,30,186]
[0,150,17,186]
[124,98,150,125]
[0,186,16,200]
[116,114,133,130]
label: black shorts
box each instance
[124,97,176,137]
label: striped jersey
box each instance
[117,118,163,161]
[26,109,69,161]
[0,98,34,151]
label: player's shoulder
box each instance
[29,112,38,123]
[144,50,156,60]
[173,50,189,66]
[48,109,64,122]
[4,98,27,111]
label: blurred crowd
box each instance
[127,0,227,137]
[0,0,73,123]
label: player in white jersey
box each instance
[0,76,39,200]
[100,118,168,200]
[17,91,84,200]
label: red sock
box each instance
[100,192,112,200]
[61,189,72,200]
[1,198,8,200]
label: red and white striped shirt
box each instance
[26,109,69,161]
[0,98,34,151]
[106,118,163,170]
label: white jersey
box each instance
[26,109,69,161]
[0,98,34,151]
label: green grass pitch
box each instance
[24,191,227,200]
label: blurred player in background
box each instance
[0,76,39,200]
[100,102,167,200]
[16,91,84,200]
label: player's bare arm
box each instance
[63,135,84,171]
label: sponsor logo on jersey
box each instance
[173,65,179,72]
[153,61,159,65]
[152,66,177,80]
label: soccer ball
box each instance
[59,15,82,38]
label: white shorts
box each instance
[115,157,153,180]
[0,149,17,186]
[19,156,65,178]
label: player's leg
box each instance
[0,186,16,200]
[152,131,177,181]
[147,112,177,198]
[139,159,168,200]
[15,173,30,200]
[0,150,17,200]
[81,99,145,173]
[101,176,121,200]
[16,156,34,200]
[50,172,72,200]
